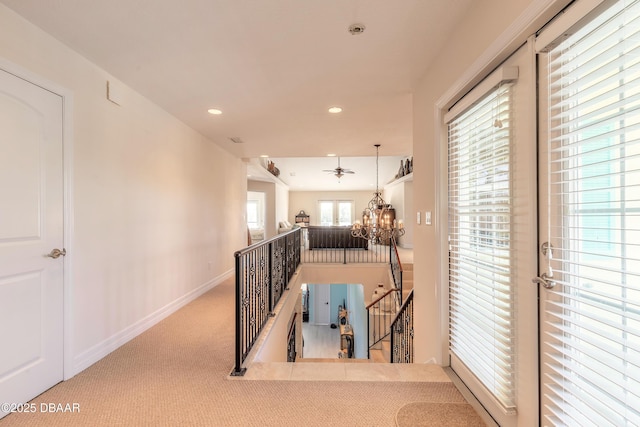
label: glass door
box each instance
[537,1,640,424]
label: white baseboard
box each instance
[72,268,233,376]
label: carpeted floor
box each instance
[396,402,486,426]
[0,277,483,426]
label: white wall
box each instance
[384,178,414,248]
[274,181,289,229]
[0,4,247,376]
[346,284,367,359]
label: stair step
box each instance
[381,340,391,361]
[402,269,413,282]
[369,349,387,363]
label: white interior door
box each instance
[0,68,64,418]
[312,285,331,325]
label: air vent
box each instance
[229,137,244,144]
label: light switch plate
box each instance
[425,211,432,225]
[416,211,421,225]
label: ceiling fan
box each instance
[322,157,355,179]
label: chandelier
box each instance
[351,144,405,244]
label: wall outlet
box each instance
[417,211,421,225]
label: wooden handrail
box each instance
[366,288,399,310]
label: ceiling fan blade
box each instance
[321,157,356,177]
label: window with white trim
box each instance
[318,200,354,226]
[447,82,516,411]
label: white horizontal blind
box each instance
[542,0,640,425]
[448,83,516,410]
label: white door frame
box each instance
[0,57,75,380]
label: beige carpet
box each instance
[1,277,476,427]
[395,402,486,426]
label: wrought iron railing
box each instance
[232,228,301,376]
[233,227,408,374]
[287,313,297,362]
[366,236,411,361]
[390,289,414,363]
[299,227,391,264]
[366,288,401,358]
[390,237,403,298]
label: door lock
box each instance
[532,273,555,289]
[47,248,66,259]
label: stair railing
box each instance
[366,236,412,362]
[390,237,403,301]
[232,228,301,376]
[390,289,414,363]
[366,287,401,358]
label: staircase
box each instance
[367,262,412,363]
[369,341,391,363]
[402,262,413,300]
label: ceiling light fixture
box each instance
[328,106,342,114]
[351,144,405,244]
[322,157,354,180]
[207,108,222,115]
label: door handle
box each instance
[532,273,555,289]
[47,248,66,259]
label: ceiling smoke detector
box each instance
[348,23,366,35]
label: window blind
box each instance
[541,0,640,424]
[448,83,516,411]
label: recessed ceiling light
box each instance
[260,154,269,158]
[327,153,337,157]
[208,108,222,115]
[328,107,342,114]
